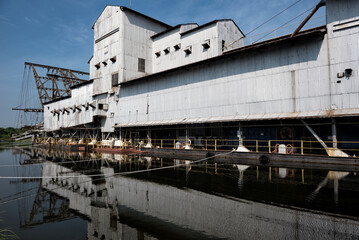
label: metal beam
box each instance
[24,62,89,75]
[291,0,326,37]
[12,108,44,113]
[301,119,328,150]
[301,119,349,157]
[24,62,90,109]
[46,74,88,82]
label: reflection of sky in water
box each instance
[0,147,358,239]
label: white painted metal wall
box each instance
[92,6,121,95]
[121,10,168,82]
[116,36,333,126]
[91,6,168,95]
[326,0,359,111]
[113,0,359,128]
[152,21,243,73]
[44,83,94,131]
[43,1,359,133]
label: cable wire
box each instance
[0,150,235,204]
[224,0,302,50]
[252,4,315,44]
[0,158,104,168]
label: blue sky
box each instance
[0,0,325,128]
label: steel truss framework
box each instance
[25,62,89,110]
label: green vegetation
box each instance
[0,128,26,142]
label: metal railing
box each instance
[34,137,359,156]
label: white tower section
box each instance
[90,6,170,95]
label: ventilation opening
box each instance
[202,39,210,49]
[138,58,145,72]
[97,190,102,197]
[112,72,118,86]
[174,43,181,51]
[222,40,226,50]
[110,56,116,63]
[184,46,192,55]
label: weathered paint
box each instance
[44,83,93,131]
[44,0,359,133]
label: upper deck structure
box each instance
[43,0,359,146]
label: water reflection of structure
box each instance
[234,164,250,191]
[11,148,77,228]
[22,188,74,228]
[308,171,350,205]
[31,151,359,240]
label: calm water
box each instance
[0,147,358,239]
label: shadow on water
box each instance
[1,147,359,239]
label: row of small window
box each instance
[96,58,145,79]
[50,103,109,116]
[95,56,117,70]
[155,39,210,57]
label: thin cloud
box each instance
[53,21,92,47]
[0,14,15,26]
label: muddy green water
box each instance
[0,147,358,239]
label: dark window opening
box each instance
[110,56,116,63]
[164,47,170,54]
[174,44,181,51]
[155,51,161,57]
[102,61,107,66]
[138,58,145,72]
[202,39,210,49]
[99,103,104,110]
[222,40,226,50]
[110,214,117,230]
[184,46,192,55]
[112,72,118,86]
[95,63,100,70]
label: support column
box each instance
[147,128,151,143]
[237,123,243,145]
[185,125,189,144]
[144,128,152,148]
[236,122,250,152]
[332,118,338,148]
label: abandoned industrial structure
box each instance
[42,0,359,155]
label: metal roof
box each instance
[180,19,245,37]
[92,6,171,29]
[151,23,198,39]
[114,108,359,128]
